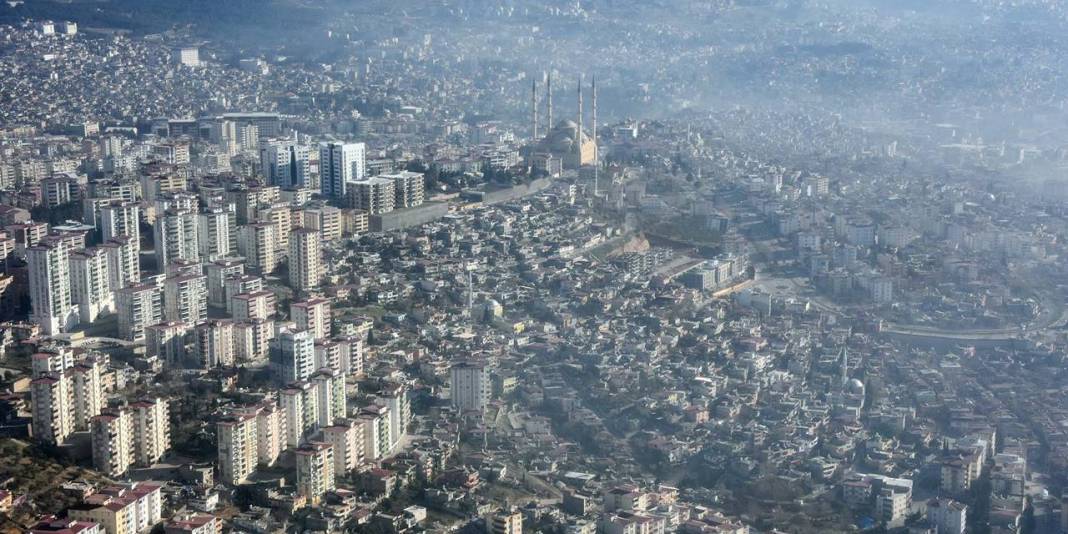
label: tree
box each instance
[30,201,82,226]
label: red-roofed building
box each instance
[30,516,103,534]
[164,515,220,534]
[69,482,163,534]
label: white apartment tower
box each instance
[257,203,291,259]
[205,259,244,308]
[91,410,135,477]
[260,141,311,189]
[164,273,207,324]
[174,46,200,67]
[271,328,315,384]
[314,340,342,375]
[69,247,113,324]
[27,238,78,335]
[319,142,366,200]
[280,382,319,448]
[195,319,235,368]
[231,290,275,323]
[451,360,490,414]
[255,401,285,467]
[71,358,105,430]
[311,369,346,428]
[233,319,274,363]
[295,442,335,505]
[145,321,190,365]
[322,419,364,475]
[217,412,257,485]
[237,222,279,274]
[359,405,390,461]
[377,385,410,452]
[102,236,140,292]
[288,228,323,293]
[336,336,365,377]
[349,177,395,215]
[315,338,364,378]
[131,398,170,466]
[301,206,342,242]
[154,209,200,268]
[223,274,263,307]
[31,373,74,444]
[197,208,234,262]
[385,171,425,209]
[99,201,141,243]
[31,350,73,378]
[116,282,163,341]
[291,298,331,341]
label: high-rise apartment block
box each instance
[91,409,134,477]
[197,208,234,262]
[322,418,364,475]
[28,238,77,335]
[101,236,140,292]
[217,411,257,485]
[291,298,331,341]
[288,228,323,293]
[71,357,105,430]
[116,282,163,341]
[271,328,315,384]
[194,320,234,368]
[145,321,191,365]
[31,373,74,444]
[451,360,490,414]
[295,442,335,505]
[163,273,207,324]
[280,381,320,449]
[237,222,278,274]
[319,142,365,200]
[348,177,395,215]
[69,247,113,324]
[204,259,244,309]
[260,142,311,189]
[301,206,343,242]
[311,369,346,428]
[154,209,199,268]
[131,397,170,466]
[99,201,140,243]
[384,171,425,209]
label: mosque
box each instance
[528,73,598,171]
[830,346,866,418]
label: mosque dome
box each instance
[847,378,865,395]
[540,119,592,153]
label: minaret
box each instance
[546,71,553,130]
[840,346,848,386]
[576,74,583,157]
[531,77,538,141]
[467,267,473,322]
[466,263,475,326]
[592,75,598,194]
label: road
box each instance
[881,291,1068,342]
